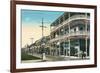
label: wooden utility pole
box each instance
[40,18,47,37]
[40,18,47,60]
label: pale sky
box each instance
[22,25,50,47]
[21,9,64,47]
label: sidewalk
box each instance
[24,53,90,63]
[28,53,73,61]
[28,53,67,61]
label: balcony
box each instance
[51,15,90,32]
[69,31,90,37]
[49,31,90,43]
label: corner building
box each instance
[49,12,90,58]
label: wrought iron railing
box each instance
[51,15,90,32]
[49,31,90,43]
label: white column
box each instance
[62,26,64,56]
[50,48,52,56]
[50,44,52,56]
[85,38,88,57]
[65,40,67,56]
[85,13,88,57]
[58,41,60,56]
[66,41,68,56]
[78,40,80,57]
[56,48,58,56]
[56,42,58,56]
[63,41,65,56]
[68,12,71,57]
[68,39,70,57]
[58,24,61,56]
[57,41,60,56]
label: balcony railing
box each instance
[51,15,90,32]
[49,31,90,43]
[69,31,90,36]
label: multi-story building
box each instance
[26,12,90,60]
[49,12,90,58]
[28,36,51,55]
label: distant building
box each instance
[49,12,90,58]
[28,36,51,55]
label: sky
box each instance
[21,9,64,47]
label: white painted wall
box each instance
[0,0,100,73]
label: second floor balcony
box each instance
[49,31,90,43]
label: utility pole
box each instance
[40,18,47,61]
[40,18,47,37]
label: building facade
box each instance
[24,12,90,59]
[49,12,90,58]
[27,36,51,55]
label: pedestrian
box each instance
[82,51,86,59]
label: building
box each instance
[28,36,51,55]
[49,12,90,58]
[26,12,90,60]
